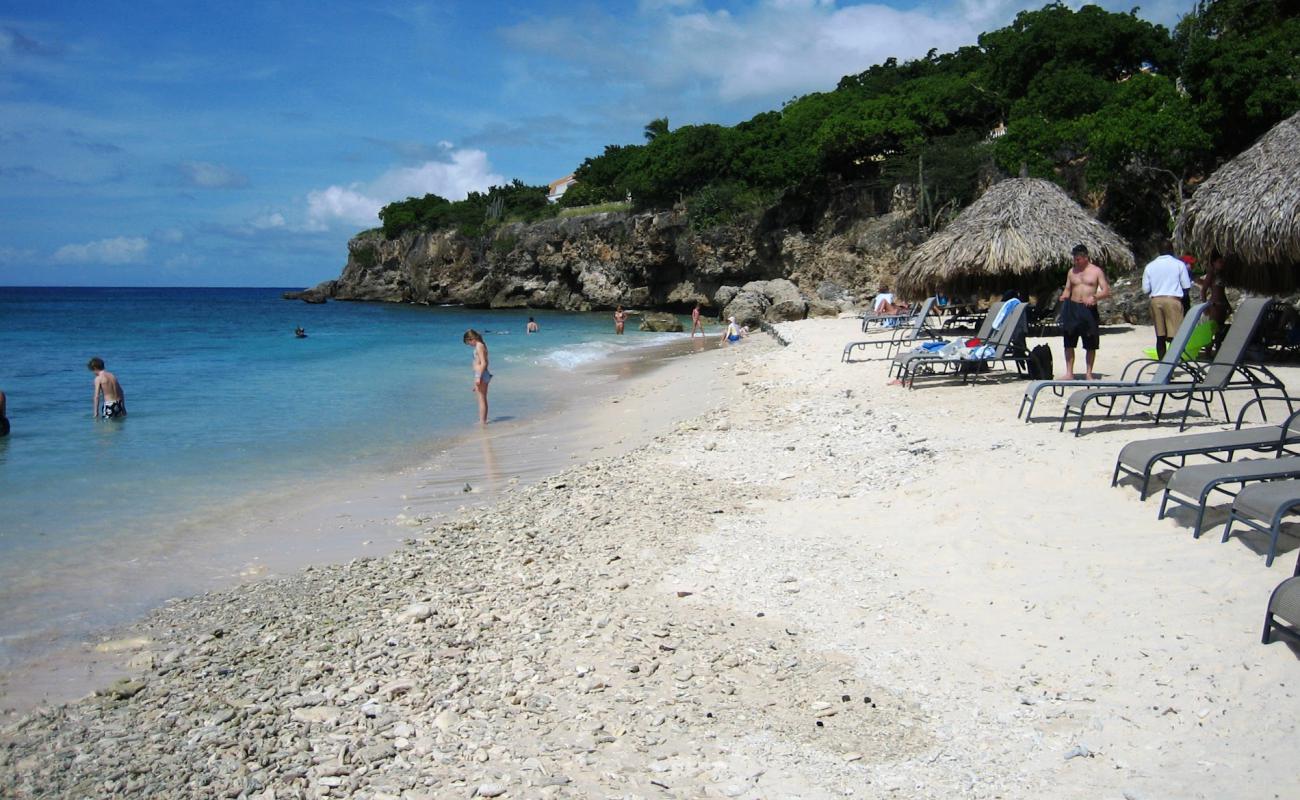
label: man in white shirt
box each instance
[1142,240,1192,359]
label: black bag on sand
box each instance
[1027,344,1054,380]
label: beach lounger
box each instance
[1060,298,1285,436]
[855,296,931,333]
[1019,303,1207,421]
[1111,404,1300,499]
[900,302,1029,389]
[889,302,1002,381]
[858,302,920,332]
[1223,479,1300,567]
[842,298,938,362]
[1157,456,1300,542]
[1262,560,1300,645]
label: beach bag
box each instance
[1027,344,1054,380]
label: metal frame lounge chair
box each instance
[1111,403,1300,499]
[900,302,1029,389]
[1019,303,1208,421]
[1223,480,1300,567]
[1059,298,1286,436]
[858,301,921,332]
[1157,456,1300,542]
[842,298,939,362]
[1263,557,1300,644]
[889,301,1003,381]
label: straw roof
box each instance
[1175,111,1300,294]
[896,177,1134,298]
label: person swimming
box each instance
[294,326,307,338]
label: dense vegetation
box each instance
[377,0,1299,245]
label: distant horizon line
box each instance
[0,284,309,290]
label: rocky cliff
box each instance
[309,183,928,326]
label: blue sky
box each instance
[0,0,1191,287]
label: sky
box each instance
[0,0,1194,287]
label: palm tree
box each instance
[643,117,669,142]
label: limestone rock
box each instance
[722,291,769,327]
[639,312,684,332]
[761,278,808,322]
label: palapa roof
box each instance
[896,177,1134,298]
[1175,111,1300,294]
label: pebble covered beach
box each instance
[3,318,1298,799]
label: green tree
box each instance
[1175,0,1300,157]
[643,117,670,142]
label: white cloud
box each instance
[0,244,37,264]
[249,211,286,230]
[150,226,185,243]
[628,1,976,102]
[178,159,249,189]
[503,1,1188,106]
[305,147,503,230]
[52,236,149,265]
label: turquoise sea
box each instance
[0,287,682,676]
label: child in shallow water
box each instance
[87,357,126,419]
[721,316,743,344]
[462,329,491,425]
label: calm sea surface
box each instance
[0,287,678,670]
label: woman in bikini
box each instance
[463,329,491,425]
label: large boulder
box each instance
[714,285,740,308]
[639,311,684,332]
[807,298,842,318]
[722,291,770,327]
[762,278,807,322]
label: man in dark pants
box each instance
[1058,244,1112,380]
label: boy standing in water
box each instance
[463,329,491,425]
[88,357,127,419]
[690,304,705,337]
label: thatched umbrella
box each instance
[896,177,1134,299]
[1175,111,1300,294]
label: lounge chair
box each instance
[1157,456,1300,541]
[858,301,920,332]
[1262,558,1300,644]
[1060,297,1285,436]
[889,301,1002,381]
[1223,479,1300,567]
[842,297,939,362]
[900,302,1029,389]
[1111,403,1300,499]
[1019,303,1208,421]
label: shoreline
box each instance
[0,329,751,715]
[4,317,1297,799]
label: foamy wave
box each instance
[538,333,684,370]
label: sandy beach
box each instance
[3,318,1298,799]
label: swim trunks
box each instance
[102,400,125,419]
[727,334,741,342]
[478,370,492,385]
[1059,299,1100,350]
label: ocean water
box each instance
[0,287,682,671]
